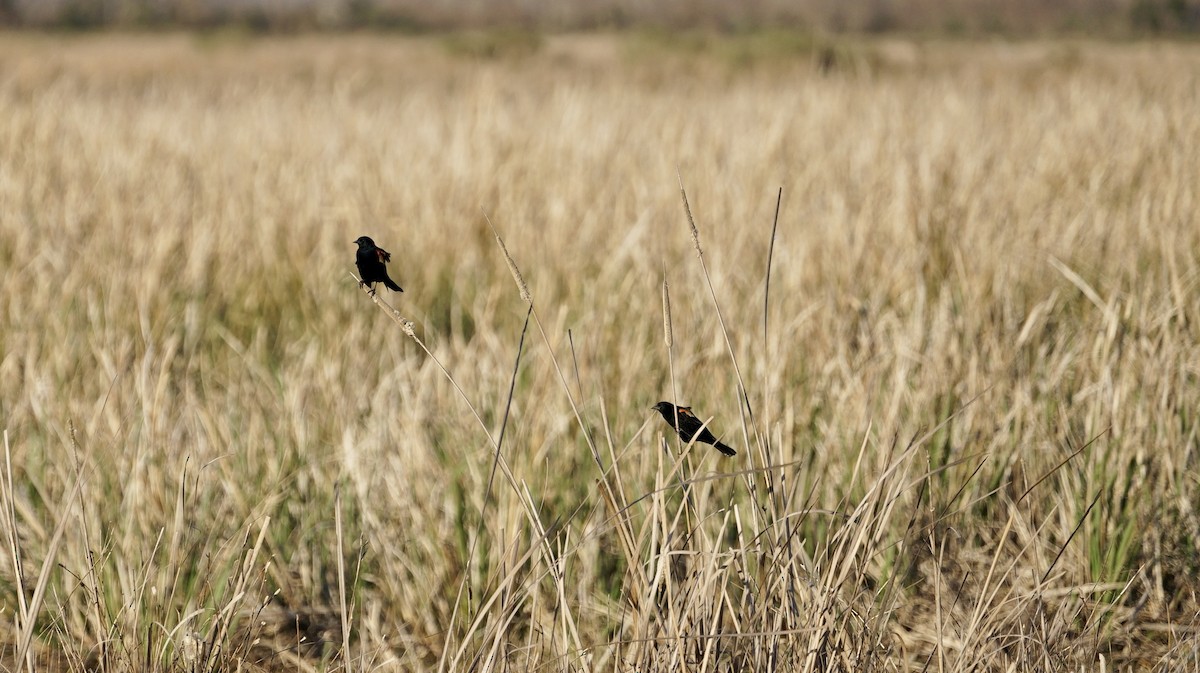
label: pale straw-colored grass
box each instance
[1,33,1199,672]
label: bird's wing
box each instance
[376,248,392,263]
[678,407,695,417]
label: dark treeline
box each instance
[3,0,1199,35]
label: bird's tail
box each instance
[715,441,736,457]
[384,278,403,292]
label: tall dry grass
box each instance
[1,33,1199,672]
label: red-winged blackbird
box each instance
[652,401,736,456]
[354,236,403,294]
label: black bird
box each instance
[354,236,403,294]
[652,401,736,456]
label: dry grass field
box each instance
[1,32,1199,672]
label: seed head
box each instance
[680,186,703,258]
[662,281,673,348]
[495,232,531,303]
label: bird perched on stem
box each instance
[354,236,403,294]
[652,401,736,456]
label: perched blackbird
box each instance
[354,236,403,294]
[652,401,736,456]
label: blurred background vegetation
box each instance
[2,0,1199,36]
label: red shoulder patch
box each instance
[678,407,695,417]
[376,249,392,263]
